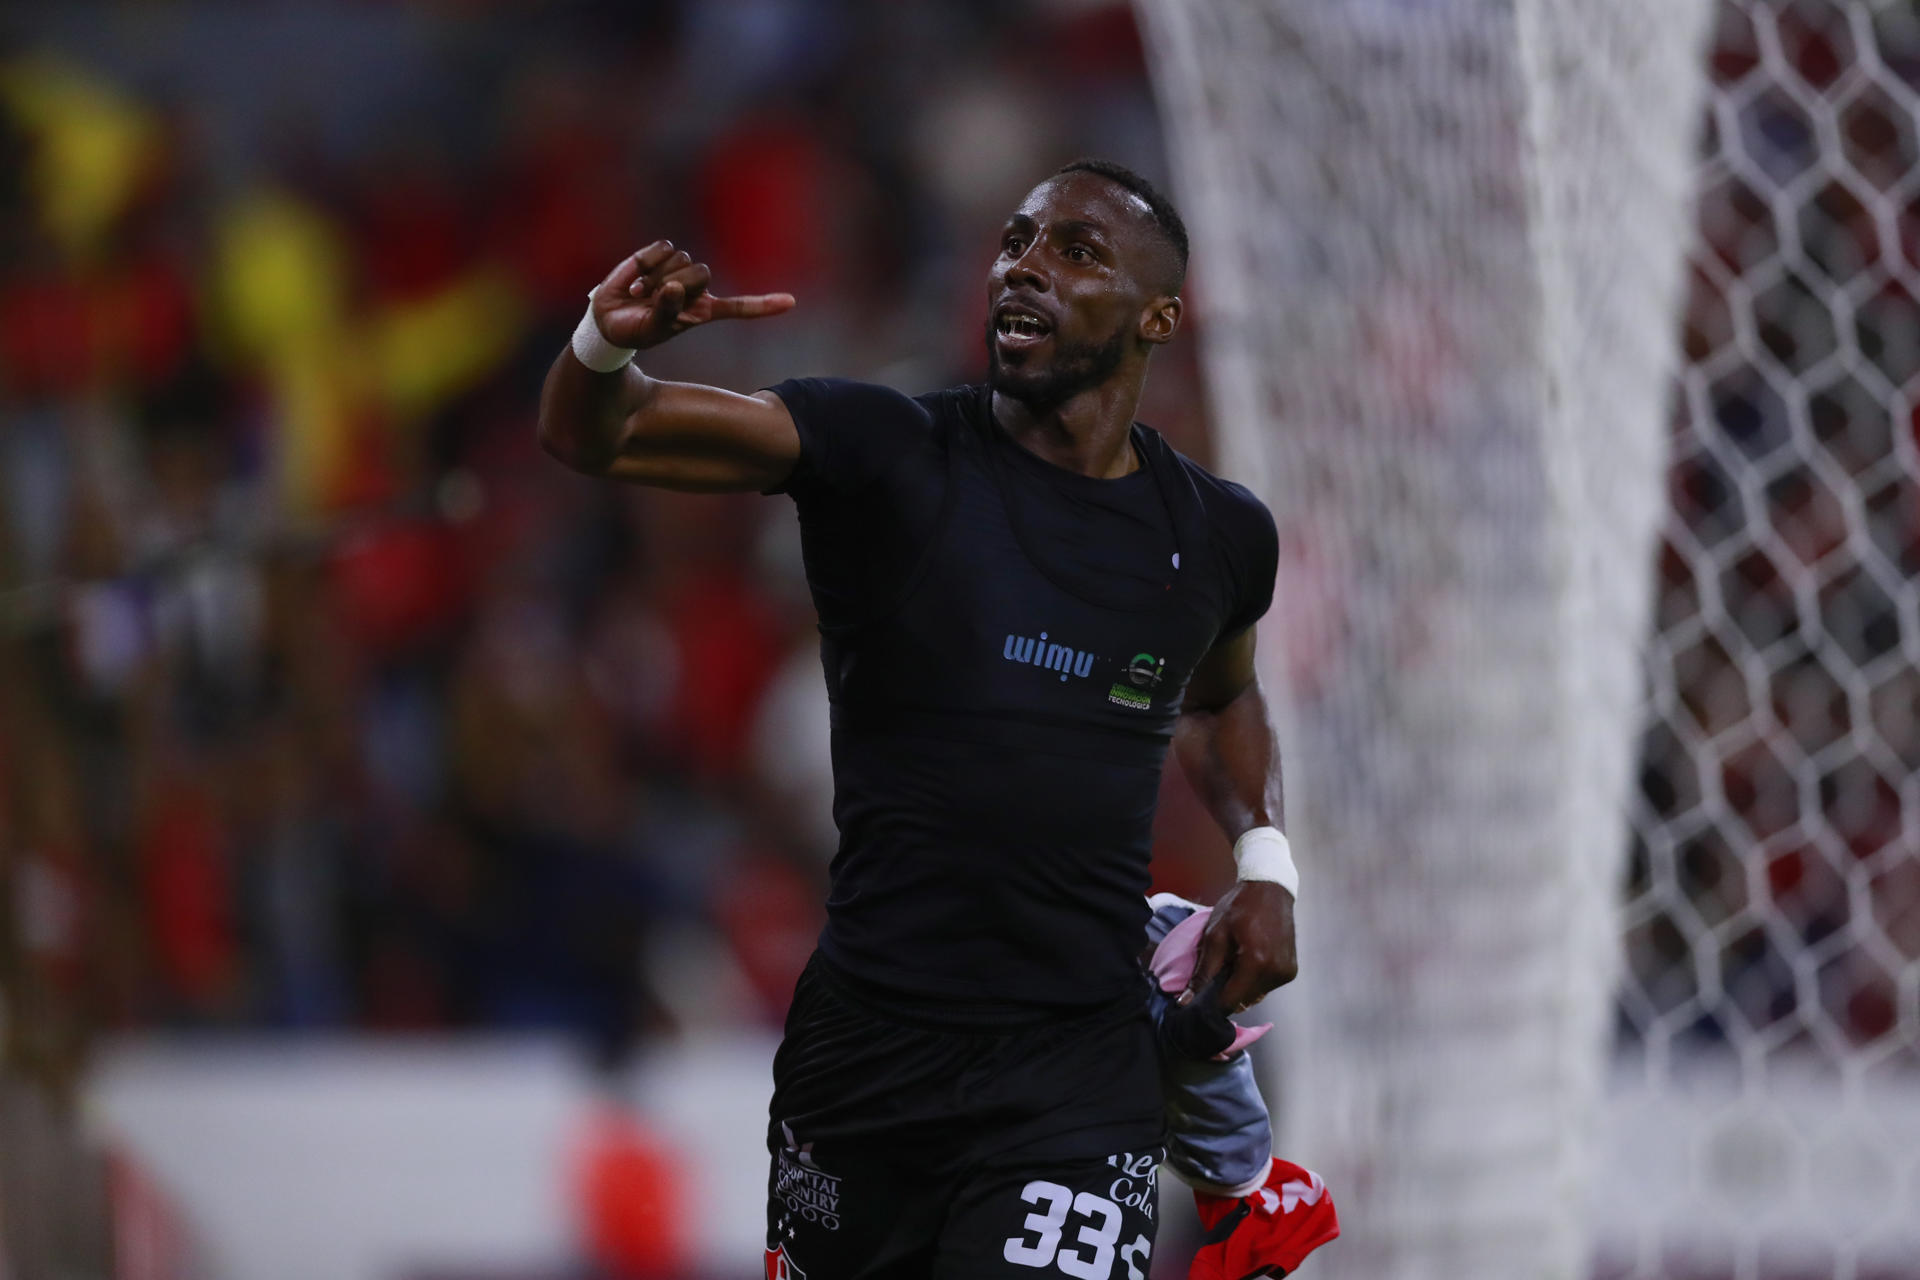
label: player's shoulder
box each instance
[1144,427,1275,543]
[911,381,991,423]
[770,375,936,423]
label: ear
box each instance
[1139,294,1182,345]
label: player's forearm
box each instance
[1173,678,1284,842]
[1173,677,1299,1001]
[537,349,658,475]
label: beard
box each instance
[985,319,1129,413]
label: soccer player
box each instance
[538,159,1297,1280]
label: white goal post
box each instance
[1144,1,1920,1275]
[1138,1,1710,1276]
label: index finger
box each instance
[702,292,798,321]
[1179,918,1231,1006]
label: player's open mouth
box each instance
[994,306,1052,350]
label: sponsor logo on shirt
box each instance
[1108,652,1165,710]
[1003,631,1096,682]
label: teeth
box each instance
[999,315,1044,337]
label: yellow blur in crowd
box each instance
[3,53,526,519]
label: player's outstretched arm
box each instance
[1173,626,1299,1013]
[537,242,801,492]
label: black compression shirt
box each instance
[769,379,1278,1013]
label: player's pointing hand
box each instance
[590,241,796,351]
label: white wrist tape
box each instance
[571,300,636,373]
[1233,826,1298,897]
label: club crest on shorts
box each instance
[765,1244,807,1280]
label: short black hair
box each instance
[1051,158,1189,286]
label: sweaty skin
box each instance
[535,171,1298,1011]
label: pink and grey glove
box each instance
[1150,904,1274,1060]
[1147,893,1274,1199]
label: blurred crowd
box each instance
[0,0,1234,1092]
[3,0,1916,1107]
[1626,2,1920,1063]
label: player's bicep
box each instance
[1183,626,1258,713]
[603,384,801,492]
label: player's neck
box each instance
[990,379,1145,480]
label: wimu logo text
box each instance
[1003,631,1096,682]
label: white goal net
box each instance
[1141,1,1920,1277]
[1604,5,1920,1277]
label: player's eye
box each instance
[1067,244,1094,262]
[1002,237,1026,256]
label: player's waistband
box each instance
[806,950,1152,1036]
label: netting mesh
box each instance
[1139,2,1712,1275]
[1144,0,1920,1274]
[1604,4,1920,1277]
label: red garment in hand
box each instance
[1190,1158,1340,1280]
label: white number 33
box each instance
[1001,1180,1151,1280]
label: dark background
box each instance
[0,0,1235,1088]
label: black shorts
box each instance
[765,955,1166,1280]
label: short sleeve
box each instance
[760,377,946,631]
[1215,482,1280,639]
[764,377,931,499]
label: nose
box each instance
[1004,242,1049,293]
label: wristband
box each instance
[1233,826,1298,897]
[571,299,636,373]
